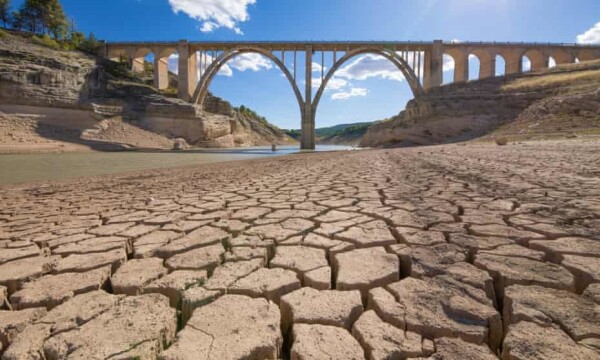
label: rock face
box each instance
[0,30,292,150]
[360,60,600,147]
[0,139,599,358]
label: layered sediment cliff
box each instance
[0,29,292,151]
[361,60,600,147]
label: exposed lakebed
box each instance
[0,145,354,184]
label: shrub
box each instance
[32,34,61,49]
[495,137,508,146]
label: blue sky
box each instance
[10,0,600,129]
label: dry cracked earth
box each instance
[0,140,599,359]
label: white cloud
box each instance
[312,62,327,73]
[442,54,455,72]
[576,22,600,44]
[168,54,179,74]
[548,57,556,68]
[311,77,348,90]
[336,54,405,82]
[168,0,256,34]
[227,53,273,72]
[331,87,368,100]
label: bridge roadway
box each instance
[101,40,600,149]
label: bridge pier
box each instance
[504,51,522,75]
[453,52,469,83]
[301,45,316,150]
[424,40,443,90]
[153,56,169,90]
[177,40,198,102]
[131,57,145,73]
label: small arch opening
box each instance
[468,54,480,81]
[522,55,532,73]
[495,54,506,76]
[443,53,455,84]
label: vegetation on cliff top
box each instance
[1,0,99,53]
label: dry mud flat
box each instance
[0,139,599,359]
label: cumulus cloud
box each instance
[442,54,455,72]
[312,62,327,73]
[168,54,179,74]
[311,77,348,90]
[228,53,273,72]
[522,58,531,71]
[336,54,405,82]
[576,22,600,44]
[168,0,256,34]
[331,87,368,100]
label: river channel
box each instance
[0,145,355,185]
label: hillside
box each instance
[361,60,600,147]
[0,29,293,152]
[285,122,372,146]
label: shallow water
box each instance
[0,145,354,185]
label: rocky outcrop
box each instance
[361,60,600,147]
[0,30,292,150]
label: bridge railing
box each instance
[104,40,600,49]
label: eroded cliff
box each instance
[0,29,292,152]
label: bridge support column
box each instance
[301,46,315,150]
[504,51,522,75]
[154,56,169,90]
[454,52,469,83]
[178,40,198,102]
[131,57,145,73]
[424,40,443,90]
[480,56,495,79]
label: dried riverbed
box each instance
[0,139,599,359]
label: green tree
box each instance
[78,32,100,54]
[10,10,22,30]
[11,0,67,38]
[0,0,10,28]
[43,0,67,39]
[16,0,43,33]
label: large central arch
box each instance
[190,46,424,149]
[311,47,424,121]
[192,47,306,120]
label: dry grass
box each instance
[502,69,600,92]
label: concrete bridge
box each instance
[102,40,600,149]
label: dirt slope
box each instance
[361,60,600,147]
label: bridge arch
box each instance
[521,49,546,71]
[495,54,506,76]
[192,47,305,120]
[468,53,481,80]
[442,53,456,83]
[311,48,423,121]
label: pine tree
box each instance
[0,0,10,28]
[43,0,67,39]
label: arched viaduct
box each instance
[102,40,600,150]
